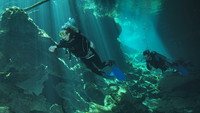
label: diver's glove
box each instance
[49,45,57,52]
[90,41,95,49]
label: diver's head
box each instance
[59,29,70,41]
[143,50,151,60]
[59,18,78,40]
[59,26,78,40]
[143,50,150,56]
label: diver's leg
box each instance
[81,58,103,75]
[160,60,172,73]
[89,48,106,69]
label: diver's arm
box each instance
[90,41,95,49]
[49,45,57,52]
[56,40,65,48]
[49,40,66,52]
[68,51,72,60]
[65,49,72,60]
[146,63,152,70]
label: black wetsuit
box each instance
[146,51,170,72]
[56,32,107,75]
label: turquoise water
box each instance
[0,0,200,113]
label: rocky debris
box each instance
[0,6,66,113]
[0,106,11,113]
[155,73,200,113]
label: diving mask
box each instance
[59,30,66,37]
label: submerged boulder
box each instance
[0,6,67,113]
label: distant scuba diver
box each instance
[49,18,114,76]
[143,50,189,75]
[143,50,171,73]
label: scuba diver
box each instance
[143,49,189,75]
[49,18,114,76]
[143,50,172,73]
